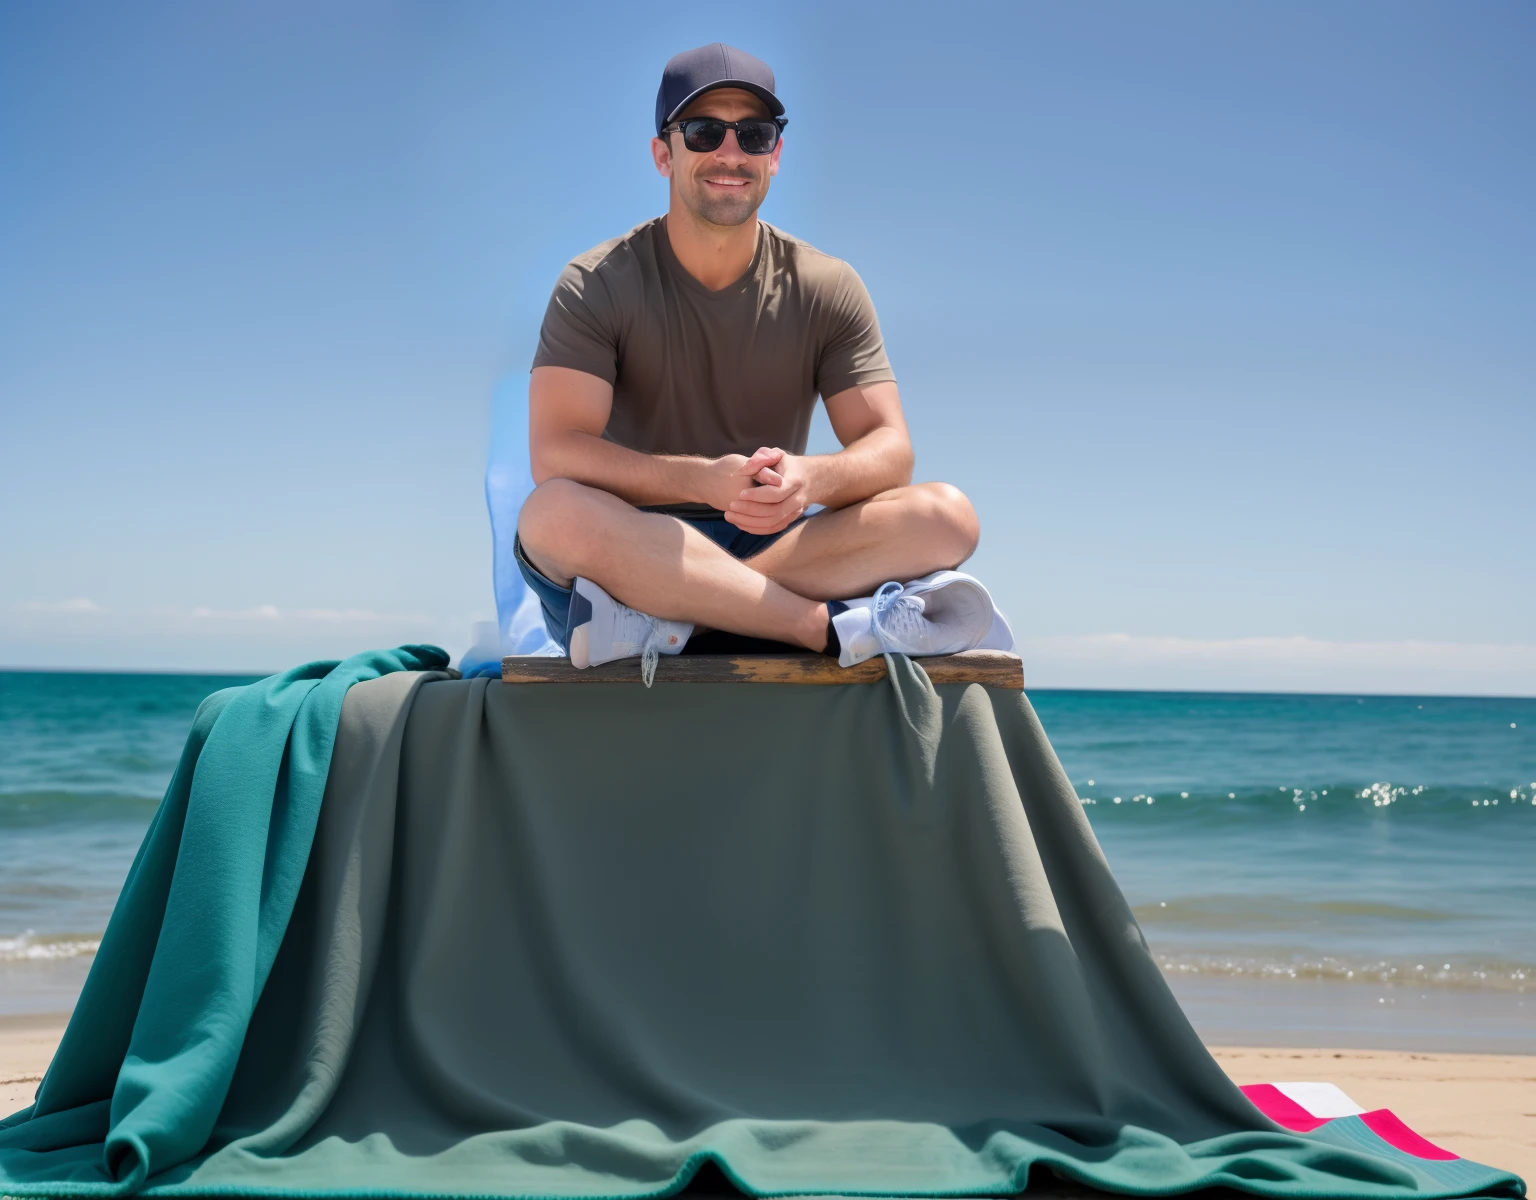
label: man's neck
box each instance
[664,206,759,292]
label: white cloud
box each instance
[1,599,475,672]
[17,597,103,613]
[152,604,431,623]
[1019,633,1536,696]
[293,607,433,623]
[185,604,281,621]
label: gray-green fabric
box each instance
[1,659,1523,1198]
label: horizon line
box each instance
[2,663,1532,702]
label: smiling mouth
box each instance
[703,177,750,187]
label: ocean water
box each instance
[1034,690,1534,997]
[1,671,1532,1021]
[0,671,259,973]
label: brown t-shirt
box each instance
[532,217,895,512]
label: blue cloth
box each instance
[462,379,563,679]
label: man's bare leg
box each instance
[517,478,981,650]
[518,479,830,650]
[739,482,980,600]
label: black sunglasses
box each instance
[661,116,787,156]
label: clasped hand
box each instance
[706,447,811,535]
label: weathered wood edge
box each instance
[501,650,1023,689]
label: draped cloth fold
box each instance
[0,646,451,1191]
[0,652,1523,1200]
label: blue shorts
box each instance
[515,510,812,651]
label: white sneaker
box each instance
[566,577,692,686]
[830,570,1005,667]
[976,605,1016,652]
[904,570,1015,652]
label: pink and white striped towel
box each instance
[1243,1082,1459,1161]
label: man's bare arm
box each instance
[529,366,758,511]
[808,380,914,508]
[724,381,914,533]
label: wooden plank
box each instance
[919,652,1024,688]
[502,650,1023,689]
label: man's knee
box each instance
[517,478,605,578]
[907,482,980,565]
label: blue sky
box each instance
[2,1,1532,692]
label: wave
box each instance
[0,930,102,962]
[4,928,1527,996]
[1133,894,1462,931]
[9,781,1533,831]
[0,789,161,829]
[1152,950,1532,993]
[1077,780,1536,824]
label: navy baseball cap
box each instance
[655,43,784,136]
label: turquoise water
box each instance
[1,672,1532,1001]
[1038,689,1535,994]
[0,671,259,967]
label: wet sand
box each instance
[2,1013,1531,1182]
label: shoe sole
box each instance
[905,573,994,654]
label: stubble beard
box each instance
[684,173,765,228]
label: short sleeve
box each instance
[814,262,896,400]
[531,260,620,384]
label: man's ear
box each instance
[651,135,674,179]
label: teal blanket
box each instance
[0,646,450,1191]
[0,652,1523,1200]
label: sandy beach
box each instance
[2,1012,1529,1183]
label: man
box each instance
[516,43,1000,674]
